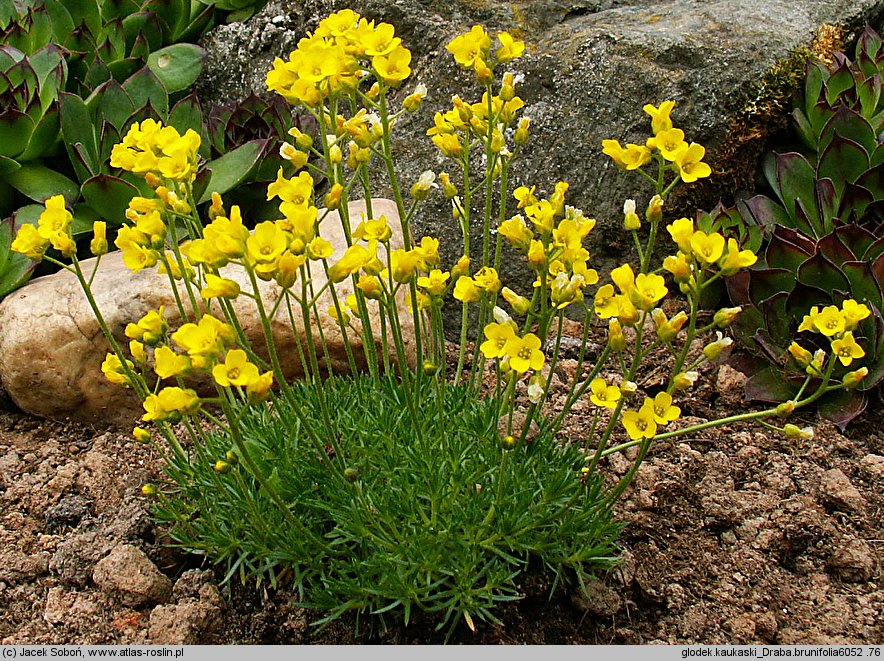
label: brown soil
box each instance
[1,342,882,645]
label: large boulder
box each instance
[195,0,884,285]
[0,199,414,427]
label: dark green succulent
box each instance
[0,216,37,297]
[200,94,319,218]
[0,0,207,95]
[0,44,67,218]
[728,26,884,427]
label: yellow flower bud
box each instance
[325,183,344,210]
[133,427,151,443]
[713,306,742,328]
[623,199,641,231]
[783,423,813,440]
[214,460,231,473]
[608,319,626,352]
[775,401,795,417]
[672,371,699,391]
[646,195,664,224]
[514,117,530,146]
[501,435,518,450]
[141,484,157,497]
[439,172,458,199]
[842,367,868,389]
[90,221,108,256]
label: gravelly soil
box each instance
[1,347,882,645]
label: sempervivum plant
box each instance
[0,44,66,218]
[202,94,319,219]
[728,26,884,427]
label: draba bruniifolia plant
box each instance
[12,9,873,637]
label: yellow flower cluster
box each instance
[110,118,201,183]
[10,195,75,260]
[266,9,412,108]
[446,25,524,83]
[428,87,527,160]
[602,100,711,184]
[790,300,870,372]
[662,217,758,291]
[479,321,544,374]
[594,263,667,326]
[103,306,274,422]
[497,184,598,313]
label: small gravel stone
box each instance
[92,544,172,608]
[819,468,866,513]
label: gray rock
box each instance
[195,0,884,303]
[92,544,173,608]
[0,199,413,426]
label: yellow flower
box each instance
[674,143,711,183]
[431,133,463,157]
[643,100,676,134]
[473,266,501,294]
[356,274,384,300]
[133,427,152,443]
[499,215,534,253]
[417,269,450,296]
[372,44,412,85]
[142,387,200,422]
[200,274,241,300]
[388,248,423,283]
[653,309,688,343]
[496,31,525,63]
[663,251,693,282]
[594,284,619,319]
[513,186,538,209]
[666,217,694,253]
[630,273,668,311]
[453,275,482,303]
[702,331,733,360]
[503,332,545,373]
[650,127,687,161]
[212,349,261,387]
[842,367,868,389]
[797,306,821,333]
[446,25,491,68]
[172,315,235,365]
[649,392,680,424]
[608,319,627,352]
[589,377,621,409]
[153,345,191,380]
[841,299,870,330]
[247,371,274,403]
[831,331,865,366]
[204,209,250,259]
[125,307,168,345]
[247,221,289,266]
[813,305,846,337]
[622,401,658,440]
[129,340,147,365]
[307,237,334,260]
[689,231,725,265]
[718,238,757,275]
[602,140,652,170]
[672,371,699,391]
[101,353,133,386]
[480,322,517,359]
[121,245,159,273]
[501,286,531,315]
[11,223,47,261]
